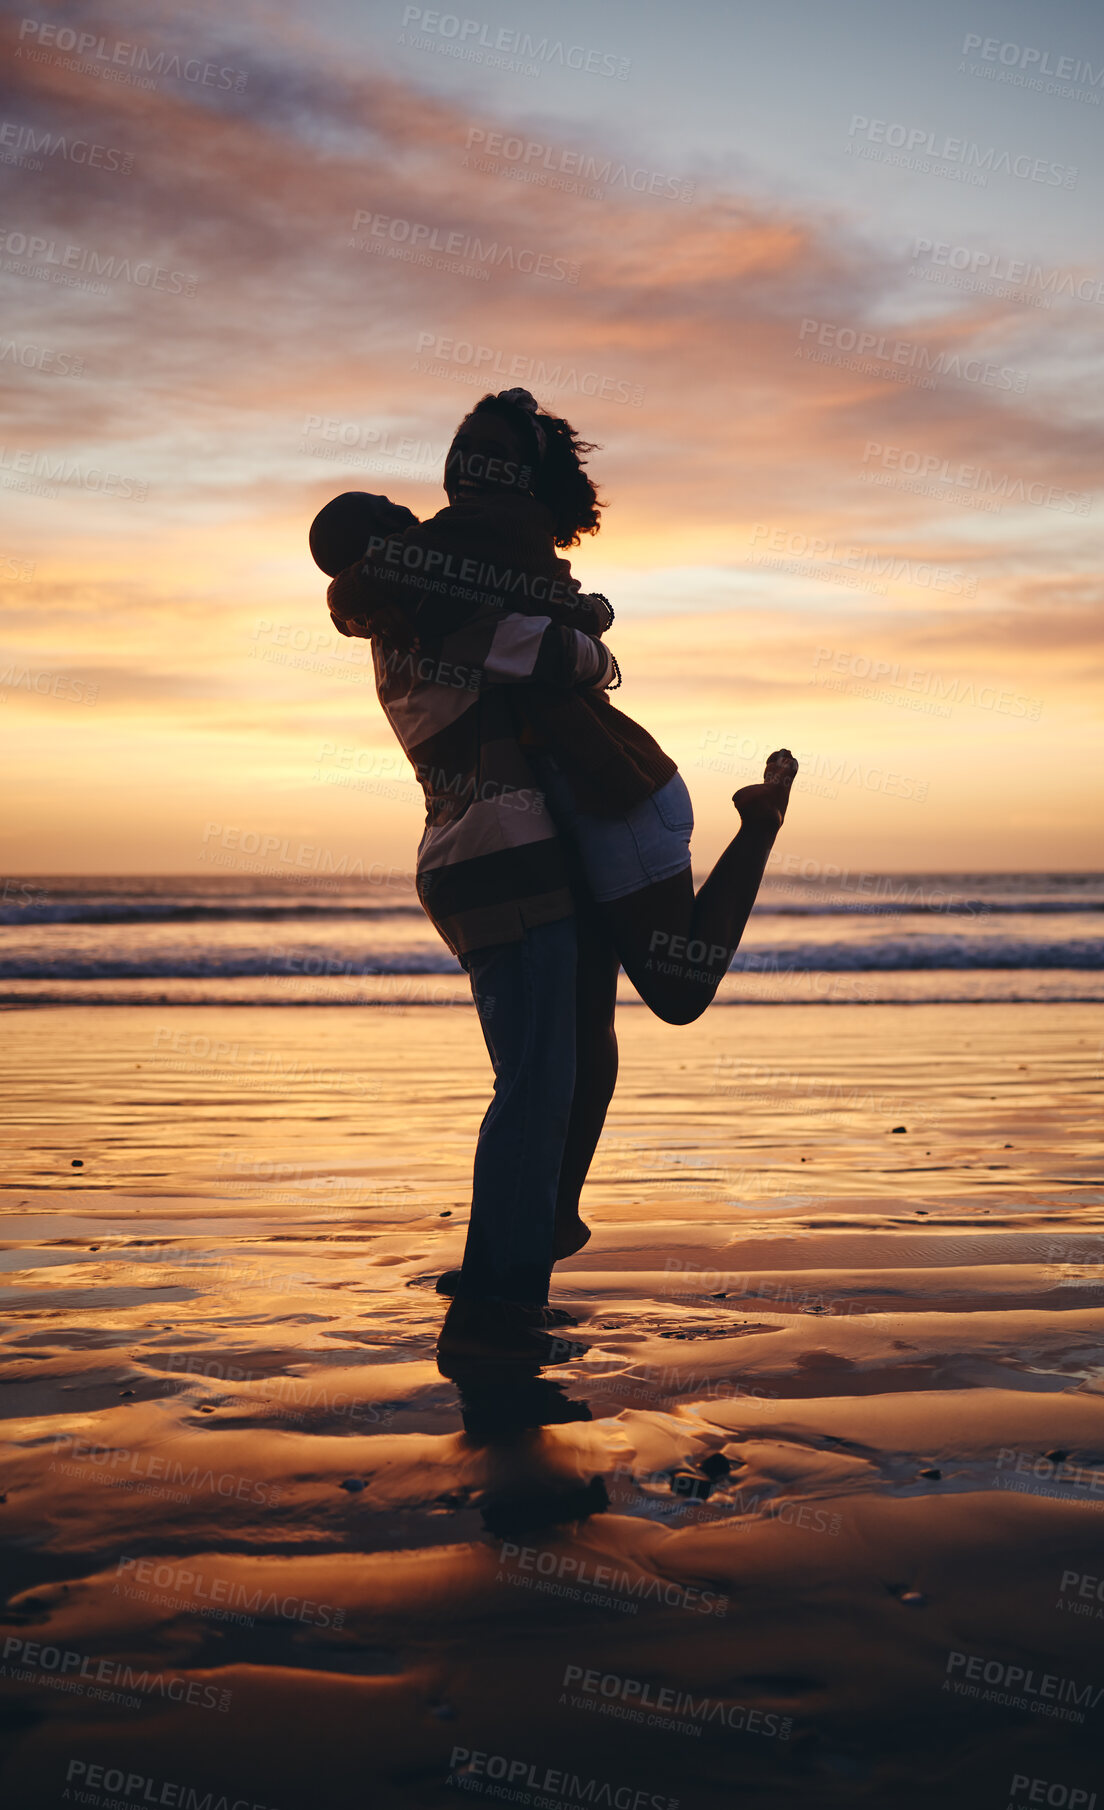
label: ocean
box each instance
[2,870,1101,1005]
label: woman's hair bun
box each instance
[496,387,540,413]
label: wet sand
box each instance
[1,1002,1102,1809]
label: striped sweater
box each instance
[328,493,674,958]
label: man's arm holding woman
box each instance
[326,520,615,690]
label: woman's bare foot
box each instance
[552,1216,591,1260]
[733,749,798,831]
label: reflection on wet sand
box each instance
[441,1362,610,1536]
[1,1002,1103,1808]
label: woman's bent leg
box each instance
[606,753,797,1026]
[459,917,578,1305]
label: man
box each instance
[324,407,619,1362]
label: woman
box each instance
[326,390,796,1359]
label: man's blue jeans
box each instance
[458,916,578,1305]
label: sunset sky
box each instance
[2,0,1102,876]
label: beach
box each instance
[2,987,1102,1809]
[4,0,1101,1798]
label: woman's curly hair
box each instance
[463,392,604,548]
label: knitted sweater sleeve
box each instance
[436,604,616,693]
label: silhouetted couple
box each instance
[316,387,796,1361]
